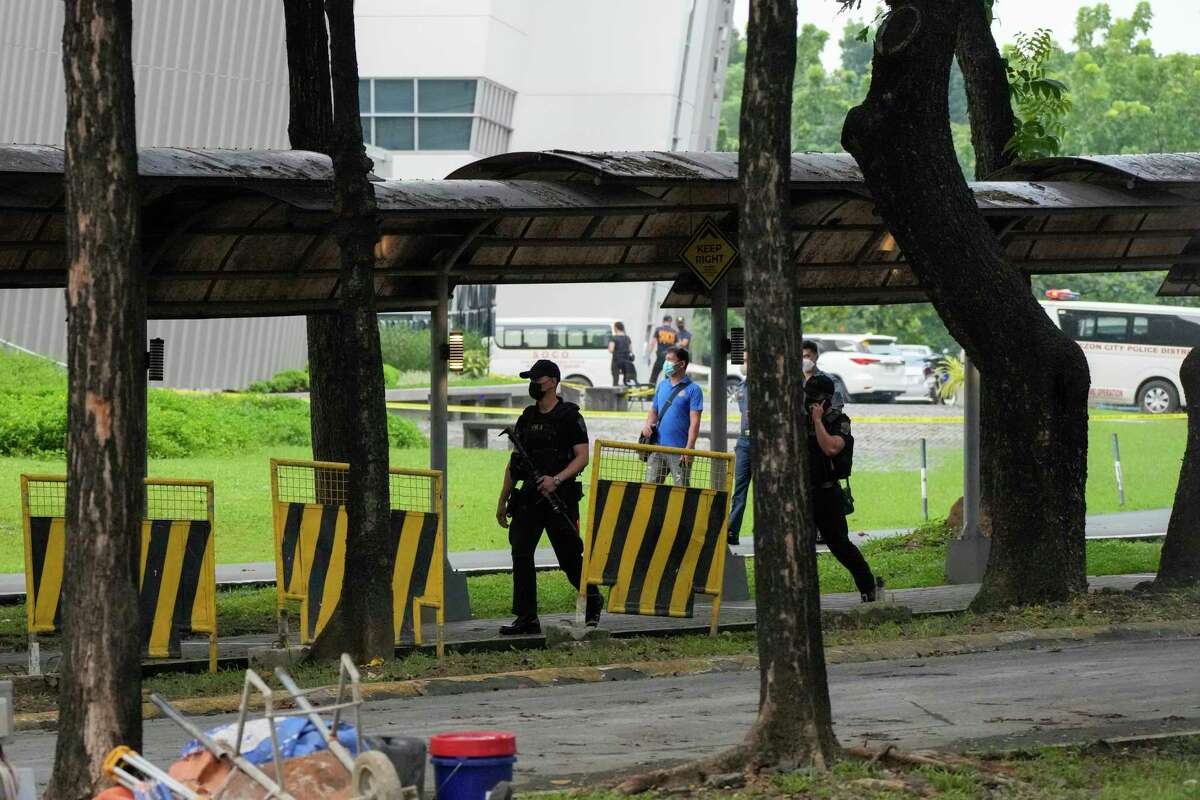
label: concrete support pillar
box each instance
[946,353,990,583]
[709,279,748,601]
[432,274,471,620]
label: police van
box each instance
[489,317,620,388]
[488,281,684,388]
[1042,294,1199,413]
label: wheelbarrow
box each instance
[101,655,416,800]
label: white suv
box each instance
[806,334,908,403]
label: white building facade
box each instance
[0,1,734,386]
[356,0,734,180]
[357,0,735,354]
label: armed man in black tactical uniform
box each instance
[805,373,880,603]
[496,359,604,635]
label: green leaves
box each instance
[1004,28,1072,160]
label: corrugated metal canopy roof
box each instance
[0,145,1198,317]
[987,153,1200,188]
[448,149,867,187]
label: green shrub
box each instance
[249,365,400,393]
[0,390,68,456]
[463,349,489,378]
[0,349,427,458]
[387,414,426,448]
[379,326,432,372]
[378,326,487,373]
[246,368,310,394]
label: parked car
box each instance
[805,334,908,403]
[896,343,935,401]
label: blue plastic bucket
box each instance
[431,754,516,799]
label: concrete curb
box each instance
[14,619,1200,732]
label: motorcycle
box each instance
[923,355,955,405]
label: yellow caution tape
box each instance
[386,401,1184,425]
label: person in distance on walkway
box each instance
[496,359,604,635]
[608,321,637,386]
[647,315,677,385]
[727,346,751,546]
[805,373,880,602]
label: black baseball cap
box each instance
[805,374,836,398]
[519,359,561,380]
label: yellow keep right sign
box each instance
[678,218,739,289]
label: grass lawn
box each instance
[536,736,1200,799]
[0,416,1181,573]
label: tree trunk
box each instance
[955,0,1014,179]
[954,0,1018,596]
[308,0,395,662]
[842,0,1090,611]
[48,1,145,797]
[739,0,839,767]
[1155,346,1200,587]
[280,0,352,472]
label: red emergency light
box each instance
[1044,288,1081,300]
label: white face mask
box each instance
[802,358,815,373]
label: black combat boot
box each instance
[585,594,604,627]
[861,576,885,603]
[499,616,541,636]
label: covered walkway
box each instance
[2,145,1197,616]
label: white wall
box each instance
[507,0,692,151]
[0,0,305,390]
[355,0,727,175]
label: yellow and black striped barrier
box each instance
[577,440,734,634]
[20,476,218,674]
[270,459,445,656]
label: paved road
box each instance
[10,636,1199,792]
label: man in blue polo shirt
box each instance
[640,346,703,485]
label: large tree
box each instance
[281,0,352,511]
[1155,347,1200,587]
[618,4,839,791]
[841,0,1091,609]
[739,0,839,767]
[306,0,396,662]
[47,0,145,797]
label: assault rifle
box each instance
[498,426,580,535]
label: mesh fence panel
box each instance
[24,478,65,518]
[274,461,437,513]
[594,440,729,492]
[276,462,348,506]
[145,481,210,521]
[24,478,210,520]
[389,471,438,514]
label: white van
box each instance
[1042,299,1199,413]
[489,317,619,387]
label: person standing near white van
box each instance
[640,347,703,485]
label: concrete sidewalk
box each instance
[0,508,1166,598]
[3,573,1155,674]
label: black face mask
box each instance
[528,381,546,400]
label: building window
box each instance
[359,77,515,154]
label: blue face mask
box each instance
[663,361,676,377]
